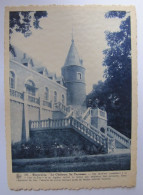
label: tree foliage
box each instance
[9,11,48,56]
[86,11,131,138]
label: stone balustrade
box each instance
[9,89,70,113]
[82,107,91,120]
[54,102,71,115]
[30,118,71,130]
[70,117,108,149]
[43,100,52,108]
[30,116,108,152]
[107,126,130,148]
[10,89,53,108]
[28,95,40,105]
[9,88,24,100]
[80,117,108,139]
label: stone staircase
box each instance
[58,105,130,150]
[53,102,71,116]
[81,107,131,149]
[107,126,130,148]
[29,104,130,153]
[30,116,116,153]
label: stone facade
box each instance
[10,57,67,143]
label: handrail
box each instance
[90,123,108,138]
[82,107,91,120]
[30,116,109,151]
[30,118,71,130]
[10,88,24,100]
[66,110,74,118]
[43,100,52,108]
[54,102,71,115]
[29,116,130,151]
[28,95,40,105]
[70,116,107,145]
[107,126,130,147]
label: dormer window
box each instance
[23,63,28,67]
[77,72,82,80]
[39,71,43,75]
[21,53,29,67]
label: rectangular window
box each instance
[9,78,15,89]
[45,88,49,100]
[77,72,82,80]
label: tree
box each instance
[86,11,131,138]
[86,81,108,109]
[103,11,131,100]
[9,11,48,56]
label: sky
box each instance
[11,6,122,93]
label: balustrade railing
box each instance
[66,110,74,118]
[82,107,91,120]
[90,124,107,138]
[30,116,108,150]
[43,100,52,108]
[107,126,130,148]
[30,118,71,130]
[10,89,54,109]
[80,117,108,139]
[54,102,71,115]
[10,88,24,100]
[70,117,108,149]
[29,113,130,151]
[28,95,40,105]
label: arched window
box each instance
[45,87,49,100]
[100,127,105,134]
[54,91,57,103]
[9,71,15,89]
[62,94,65,104]
[25,80,36,96]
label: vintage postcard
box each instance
[5,5,137,190]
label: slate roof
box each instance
[10,46,41,68]
[64,39,83,67]
[10,46,66,85]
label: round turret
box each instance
[62,38,86,108]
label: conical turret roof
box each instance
[64,39,83,67]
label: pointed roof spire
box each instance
[64,34,83,67]
[72,26,74,43]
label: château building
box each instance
[9,37,130,153]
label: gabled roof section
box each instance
[10,46,41,68]
[21,54,34,67]
[64,39,83,67]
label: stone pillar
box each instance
[90,108,107,134]
[39,97,42,120]
[23,92,30,141]
[21,102,26,142]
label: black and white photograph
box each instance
[4,5,137,189]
